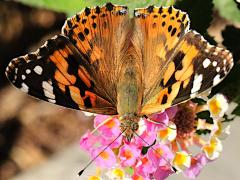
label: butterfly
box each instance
[5,3,234,141]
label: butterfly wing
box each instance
[133,6,190,102]
[62,3,131,106]
[6,35,117,115]
[132,6,234,115]
[6,3,131,115]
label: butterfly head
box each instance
[119,114,139,142]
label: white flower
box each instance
[207,94,229,118]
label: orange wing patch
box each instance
[63,3,129,64]
[141,81,181,114]
[141,31,233,115]
[133,6,190,101]
[6,34,117,115]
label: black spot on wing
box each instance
[84,96,92,108]
[85,7,91,16]
[106,2,114,11]
[172,75,194,105]
[147,5,154,13]
[173,51,185,70]
[95,6,101,14]
[57,86,79,109]
[161,94,168,104]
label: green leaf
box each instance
[196,129,211,135]
[211,64,240,102]
[234,96,240,104]
[124,167,134,176]
[222,26,240,63]
[213,0,240,24]
[19,0,91,16]
[196,110,214,124]
[141,139,156,155]
[232,105,240,116]
[175,0,214,35]
[19,0,176,16]
[191,98,207,105]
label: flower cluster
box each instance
[80,94,231,179]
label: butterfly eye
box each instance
[131,122,139,131]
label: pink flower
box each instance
[147,144,173,167]
[153,166,174,180]
[91,147,116,168]
[135,155,156,177]
[147,111,169,131]
[132,173,149,180]
[184,154,211,179]
[79,130,99,153]
[118,144,140,167]
[94,115,121,139]
[165,106,178,119]
[132,129,156,148]
[99,133,123,149]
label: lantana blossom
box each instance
[79,94,232,179]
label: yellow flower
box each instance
[208,94,228,118]
[202,136,223,160]
[172,151,191,172]
[158,121,177,143]
[88,176,102,180]
[106,168,127,180]
[214,120,231,139]
[197,119,215,131]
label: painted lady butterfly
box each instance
[5,3,234,141]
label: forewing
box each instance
[133,6,190,102]
[62,3,131,106]
[6,3,132,115]
[6,35,117,115]
[132,6,234,115]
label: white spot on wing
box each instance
[15,68,18,74]
[213,74,221,86]
[216,47,222,52]
[34,65,43,75]
[48,99,56,103]
[212,61,217,67]
[42,81,55,99]
[42,81,53,91]
[223,59,227,65]
[191,74,203,94]
[26,69,31,74]
[216,67,220,72]
[22,75,26,80]
[203,58,211,68]
[8,62,13,67]
[20,83,29,93]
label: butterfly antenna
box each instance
[78,129,126,176]
[143,115,176,130]
[133,131,177,173]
